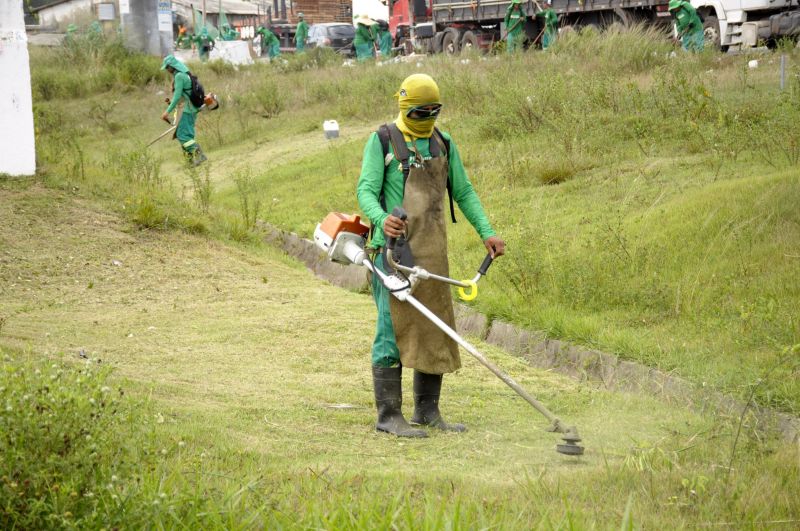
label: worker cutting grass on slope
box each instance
[160,55,207,166]
[357,74,506,438]
[504,0,527,53]
[669,0,704,52]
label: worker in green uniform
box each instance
[220,23,240,41]
[160,55,207,166]
[504,0,526,53]
[377,20,393,58]
[256,25,281,59]
[64,23,78,46]
[669,0,704,52]
[295,13,309,53]
[356,74,506,438]
[194,27,215,62]
[353,14,376,62]
[536,0,558,50]
[175,26,192,49]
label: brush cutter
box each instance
[147,93,221,147]
[313,208,585,456]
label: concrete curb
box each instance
[261,223,800,443]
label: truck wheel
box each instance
[433,31,446,54]
[461,30,481,52]
[703,15,727,52]
[442,29,461,55]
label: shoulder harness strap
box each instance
[376,124,457,225]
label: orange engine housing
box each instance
[319,212,369,240]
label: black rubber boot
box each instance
[410,370,466,432]
[192,145,208,166]
[372,366,428,438]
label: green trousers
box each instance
[296,40,306,53]
[370,254,401,368]
[355,42,374,62]
[507,31,524,53]
[176,111,197,153]
[682,29,704,52]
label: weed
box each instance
[103,148,162,187]
[186,165,212,214]
[232,168,263,230]
[88,100,121,133]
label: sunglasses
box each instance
[406,104,443,119]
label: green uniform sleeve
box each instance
[504,8,512,27]
[165,72,188,114]
[443,133,496,241]
[356,133,390,240]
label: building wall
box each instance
[288,0,352,24]
[37,0,94,28]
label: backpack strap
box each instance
[374,124,457,234]
[432,127,457,224]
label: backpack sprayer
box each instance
[313,207,584,456]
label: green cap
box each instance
[160,54,189,73]
[668,0,681,10]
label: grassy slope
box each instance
[177,45,799,411]
[1,182,797,528]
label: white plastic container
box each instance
[323,120,339,139]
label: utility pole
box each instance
[0,0,36,175]
[203,0,207,26]
[120,0,174,56]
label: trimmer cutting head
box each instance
[556,429,585,456]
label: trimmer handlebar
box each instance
[385,206,408,251]
[478,253,494,277]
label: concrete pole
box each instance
[120,0,174,56]
[0,0,36,176]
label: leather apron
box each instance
[389,141,461,374]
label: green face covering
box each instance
[393,74,441,139]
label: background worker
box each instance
[295,13,309,53]
[220,23,240,41]
[356,74,506,438]
[160,55,206,166]
[194,27,215,62]
[669,0,704,52]
[353,14,377,61]
[377,20,393,58]
[504,0,526,53]
[256,25,281,59]
[536,0,558,50]
[175,26,192,49]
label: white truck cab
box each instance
[694,0,800,49]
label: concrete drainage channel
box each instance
[260,223,800,443]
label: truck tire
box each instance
[703,15,727,52]
[433,31,446,54]
[442,28,461,55]
[461,30,481,52]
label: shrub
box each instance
[0,353,134,528]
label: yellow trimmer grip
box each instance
[457,280,478,301]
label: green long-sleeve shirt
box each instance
[504,6,526,35]
[537,9,558,32]
[674,3,702,36]
[357,131,496,249]
[257,27,279,45]
[165,71,198,115]
[295,21,309,43]
[354,23,375,46]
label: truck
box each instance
[379,0,800,53]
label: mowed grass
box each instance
[1,182,798,528]
[29,28,800,413]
